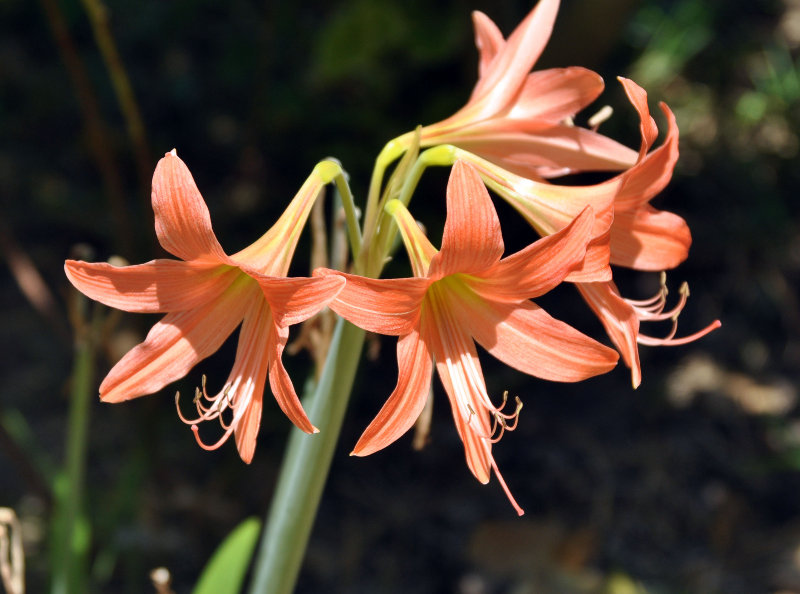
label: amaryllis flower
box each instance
[455,78,719,387]
[575,78,719,386]
[65,151,344,462]
[316,161,618,514]
[389,0,637,179]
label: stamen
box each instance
[588,105,614,130]
[629,275,720,347]
[626,272,668,310]
[488,393,523,443]
[190,384,253,451]
[175,379,235,427]
[638,319,721,347]
[465,404,476,424]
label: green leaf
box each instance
[192,517,262,594]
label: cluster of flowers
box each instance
[64,0,718,514]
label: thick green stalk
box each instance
[247,319,365,594]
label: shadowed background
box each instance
[1,0,799,592]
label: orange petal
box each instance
[472,11,505,79]
[100,280,258,402]
[316,269,428,336]
[151,151,228,263]
[428,161,504,279]
[254,274,345,327]
[386,200,438,277]
[422,304,493,484]
[564,231,613,283]
[577,281,641,388]
[509,67,605,123]
[616,102,679,211]
[469,0,560,117]
[352,329,433,456]
[467,152,618,235]
[223,299,273,463]
[231,172,326,276]
[440,368,493,485]
[470,206,593,302]
[610,207,691,271]
[451,125,638,177]
[234,388,263,464]
[619,77,659,160]
[456,296,619,382]
[64,259,238,313]
[267,322,316,433]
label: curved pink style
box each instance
[65,151,344,463]
[316,161,619,514]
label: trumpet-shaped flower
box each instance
[65,151,345,462]
[454,78,719,387]
[316,161,619,514]
[393,0,638,178]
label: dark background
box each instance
[2,0,799,592]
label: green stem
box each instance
[52,302,99,594]
[362,134,412,250]
[248,319,366,594]
[374,145,457,271]
[332,172,362,269]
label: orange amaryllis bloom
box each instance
[64,151,344,462]
[316,161,619,514]
[390,0,637,178]
[457,78,720,387]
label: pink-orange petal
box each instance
[441,375,493,484]
[469,0,560,116]
[64,259,238,313]
[509,67,605,123]
[451,125,638,178]
[458,296,619,382]
[100,280,259,402]
[563,232,613,283]
[472,10,505,79]
[151,151,228,263]
[352,329,433,456]
[316,269,429,336]
[254,274,345,327]
[425,342,492,483]
[619,77,659,159]
[234,388,263,464]
[428,161,504,279]
[267,322,316,434]
[469,206,593,302]
[610,207,691,271]
[231,173,326,276]
[228,299,273,464]
[577,281,641,388]
[615,102,679,211]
